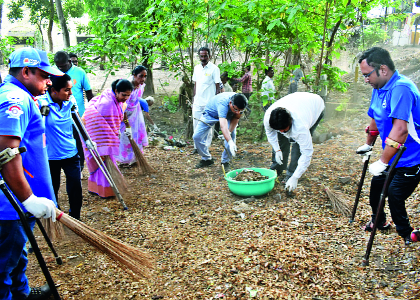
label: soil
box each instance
[15,44,420,299]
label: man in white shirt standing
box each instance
[264,92,325,191]
[191,47,221,154]
[261,67,275,111]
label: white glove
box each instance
[153,124,160,131]
[86,140,97,150]
[356,144,373,155]
[275,150,283,165]
[285,176,298,192]
[228,139,237,157]
[22,194,56,222]
[218,134,225,141]
[124,127,132,138]
[369,160,388,176]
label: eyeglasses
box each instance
[363,69,376,78]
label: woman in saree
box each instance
[116,65,149,166]
[83,79,133,198]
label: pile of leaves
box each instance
[233,169,269,182]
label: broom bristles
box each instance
[129,138,156,175]
[104,156,129,197]
[325,187,352,217]
[41,217,65,241]
[55,208,154,278]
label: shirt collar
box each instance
[379,70,399,91]
[4,75,35,99]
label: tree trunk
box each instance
[55,0,70,48]
[0,1,3,65]
[47,0,54,52]
[142,47,155,96]
[36,23,45,50]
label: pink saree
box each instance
[83,89,124,197]
[116,84,148,164]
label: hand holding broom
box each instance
[123,113,156,175]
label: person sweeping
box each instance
[83,79,133,198]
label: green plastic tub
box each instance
[225,167,277,197]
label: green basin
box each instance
[225,168,277,197]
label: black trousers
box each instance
[49,155,83,220]
[73,125,85,171]
[370,164,420,238]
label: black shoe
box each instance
[190,149,198,155]
[195,159,214,168]
[404,235,413,246]
[27,284,51,300]
[364,220,391,232]
[221,162,230,172]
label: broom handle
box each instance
[350,138,377,223]
[362,145,406,266]
[0,179,61,300]
[71,110,128,210]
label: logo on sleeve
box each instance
[6,91,24,104]
[6,104,24,119]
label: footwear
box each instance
[191,149,198,155]
[27,283,51,300]
[364,220,391,232]
[221,162,230,172]
[404,235,413,246]
[195,159,214,168]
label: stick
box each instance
[0,179,61,300]
[350,138,377,223]
[36,218,63,265]
[71,108,128,210]
[123,113,156,175]
[362,146,406,266]
[55,209,154,278]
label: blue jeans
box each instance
[49,154,83,220]
[193,113,236,163]
[370,164,420,238]
[0,218,35,300]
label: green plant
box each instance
[362,23,389,48]
[0,37,16,65]
[218,61,242,78]
[163,95,179,113]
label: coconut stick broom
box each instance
[123,113,156,175]
[325,187,352,217]
[55,208,154,278]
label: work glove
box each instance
[275,150,283,165]
[218,134,225,141]
[369,160,388,176]
[285,176,298,192]
[86,140,97,150]
[124,127,132,138]
[356,144,373,162]
[153,124,160,132]
[228,139,237,157]
[22,194,56,222]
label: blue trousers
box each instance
[370,164,420,238]
[0,218,35,300]
[49,154,83,220]
[193,113,236,163]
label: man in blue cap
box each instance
[0,47,63,300]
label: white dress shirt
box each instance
[192,61,221,107]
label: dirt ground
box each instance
[7,44,420,299]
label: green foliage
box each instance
[0,37,17,65]
[163,95,179,113]
[218,61,242,78]
[321,64,349,93]
[362,23,389,48]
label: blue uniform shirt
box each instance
[204,92,236,120]
[368,70,420,167]
[37,92,78,160]
[66,65,91,117]
[0,75,57,220]
[139,98,149,113]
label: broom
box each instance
[55,208,154,278]
[104,156,129,197]
[325,187,352,217]
[123,114,156,175]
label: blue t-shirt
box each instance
[66,65,91,117]
[368,70,420,167]
[139,98,149,113]
[0,75,57,220]
[204,92,236,120]
[37,92,78,160]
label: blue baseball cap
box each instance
[9,47,64,76]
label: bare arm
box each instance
[216,83,221,94]
[0,136,32,201]
[193,82,196,97]
[219,117,240,141]
[366,118,379,146]
[380,118,408,164]
[85,90,94,101]
[143,112,154,125]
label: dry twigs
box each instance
[325,188,352,217]
[104,156,129,196]
[40,218,65,241]
[55,209,154,279]
[129,138,156,175]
